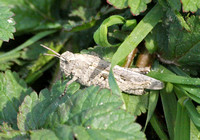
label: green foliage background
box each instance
[0,0,200,139]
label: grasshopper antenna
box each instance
[40,44,65,61]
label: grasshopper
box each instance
[41,45,164,95]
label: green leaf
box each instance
[150,114,169,140]
[53,125,73,140]
[63,19,97,32]
[167,0,181,11]
[122,19,137,31]
[63,0,103,32]
[64,87,144,139]
[111,3,164,67]
[107,0,128,9]
[17,80,68,131]
[147,71,200,86]
[0,0,61,33]
[0,30,56,70]
[17,79,145,139]
[0,71,33,129]
[176,85,200,104]
[107,0,151,15]
[52,86,145,139]
[30,129,59,140]
[93,17,138,49]
[123,93,148,116]
[181,0,200,13]
[183,99,200,128]
[156,15,200,67]
[71,0,101,10]
[128,0,151,16]
[174,97,190,140]
[0,61,17,71]
[0,6,15,42]
[94,15,126,47]
[190,106,200,140]
[69,6,99,22]
[0,123,27,139]
[25,43,63,84]
[174,11,191,31]
[145,31,158,54]
[108,70,122,97]
[160,89,177,139]
[144,91,159,131]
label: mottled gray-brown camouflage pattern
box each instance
[41,44,164,95]
[59,51,164,95]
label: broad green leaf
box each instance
[123,93,148,116]
[17,79,145,139]
[71,126,92,140]
[0,123,27,139]
[54,125,73,140]
[111,4,164,67]
[46,84,145,139]
[107,0,128,9]
[17,80,68,131]
[128,0,151,16]
[63,0,102,32]
[181,0,200,13]
[174,97,190,140]
[156,15,200,67]
[30,129,59,140]
[0,0,61,33]
[0,71,33,129]
[107,0,151,15]
[0,6,15,41]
